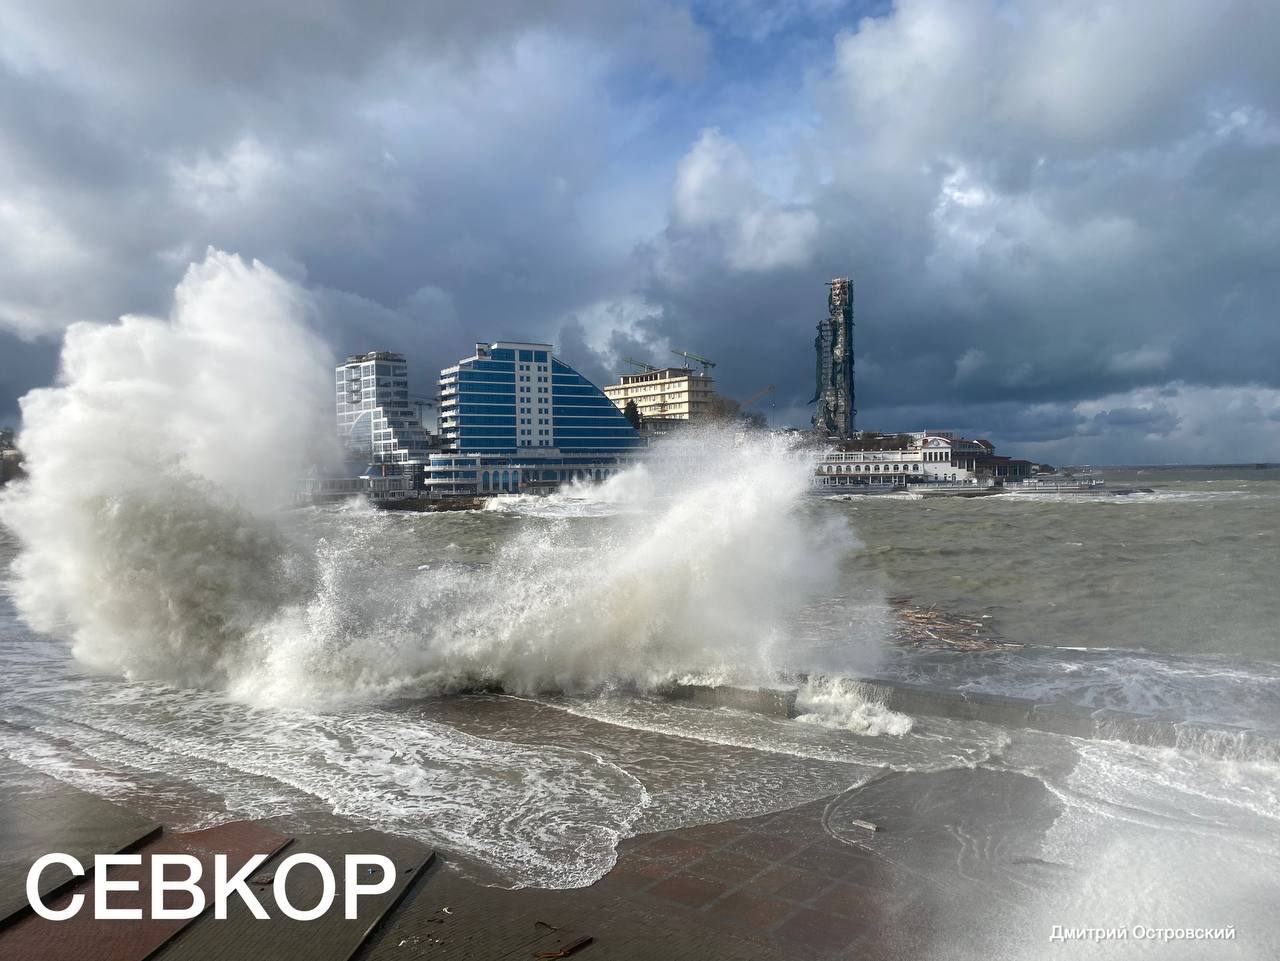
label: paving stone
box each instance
[675,821,748,849]
[729,830,802,862]
[638,835,712,862]
[0,821,288,961]
[0,764,160,928]
[751,812,826,841]
[778,907,868,954]
[712,890,795,931]
[685,850,768,885]
[602,853,669,885]
[155,830,431,961]
[363,860,804,961]
[648,872,730,909]
[753,865,835,904]
[813,880,897,922]
[785,840,879,879]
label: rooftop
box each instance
[342,351,406,364]
[612,367,714,386]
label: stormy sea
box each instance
[1,257,1277,958]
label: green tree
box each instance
[705,394,742,422]
[622,399,642,430]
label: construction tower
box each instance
[810,277,856,438]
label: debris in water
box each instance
[536,935,594,958]
[889,597,1023,651]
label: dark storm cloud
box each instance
[1,0,1278,462]
[0,335,59,427]
[0,0,705,343]
[623,0,1280,461]
[1083,404,1181,438]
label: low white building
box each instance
[812,431,989,489]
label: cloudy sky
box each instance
[2,0,1278,463]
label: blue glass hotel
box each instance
[426,342,645,495]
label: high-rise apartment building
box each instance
[335,351,434,466]
[429,341,644,494]
[438,342,643,453]
[811,277,856,439]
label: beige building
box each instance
[1,448,24,486]
[603,367,717,423]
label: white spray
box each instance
[2,251,889,708]
[239,428,872,705]
[0,251,334,687]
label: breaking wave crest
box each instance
[794,676,914,736]
[0,251,333,692]
[1,250,876,709]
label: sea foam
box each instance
[1,250,880,709]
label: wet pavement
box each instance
[1,761,1061,960]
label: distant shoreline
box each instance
[1077,462,1278,470]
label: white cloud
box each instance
[670,128,817,272]
[953,348,987,383]
[169,138,282,214]
[2,0,1280,459]
[1040,383,1280,462]
[561,295,665,356]
[830,0,1279,163]
[1107,346,1171,375]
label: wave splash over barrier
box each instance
[0,250,884,709]
[0,251,334,691]
[253,427,868,706]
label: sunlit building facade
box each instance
[335,351,434,466]
[602,367,717,424]
[428,341,644,494]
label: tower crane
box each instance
[743,384,776,410]
[622,357,659,373]
[410,395,438,421]
[671,349,716,373]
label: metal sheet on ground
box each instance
[0,764,160,929]
[0,820,290,961]
[154,830,432,961]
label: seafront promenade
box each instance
[5,675,1239,961]
[0,674,1053,960]
[0,754,946,960]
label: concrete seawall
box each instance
[663,683,798,718]
[666,676,1278,761]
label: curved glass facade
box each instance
[431,341,644,494]
[440,342,643,455]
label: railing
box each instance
[1010,477,1105,491]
